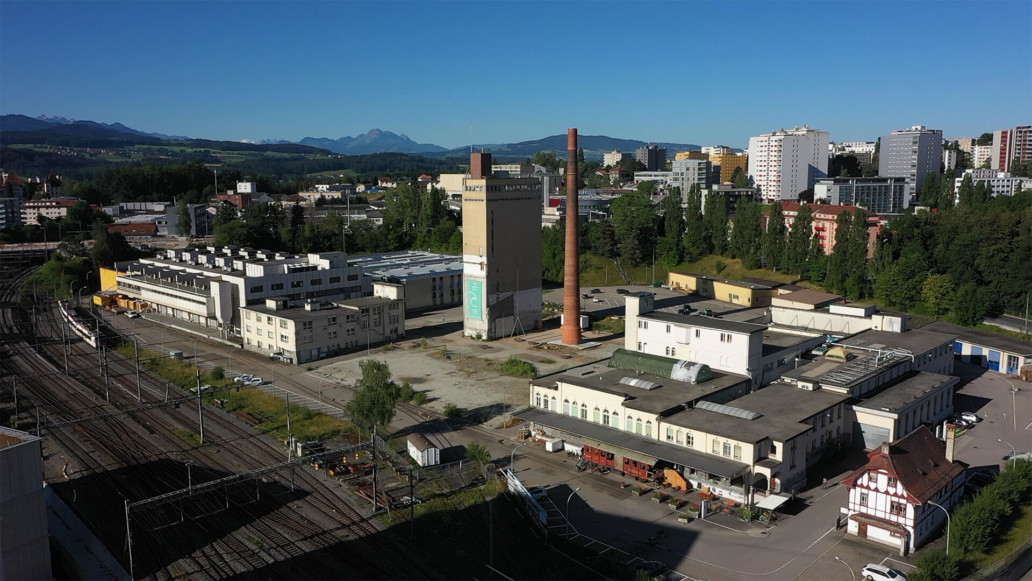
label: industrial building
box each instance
[108,247,370,336]
[240,291,404,364]
[461,152,543,339]
[0,427,52,581]
[347,250,463,312]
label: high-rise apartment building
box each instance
[674,151,708,161]
[991,126,1032,172]
[878,125,943,195]
[712,153,749,184]
[635,145,667,171]
[747,126,830,202]
[603,150,630,168]
[461,152,542,339]
[671,158,711,193]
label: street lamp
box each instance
[510,444,522,473]
[999,438,1018,460]
[565,487,581,537]
[926,500,951,556]
[834,557,855,581]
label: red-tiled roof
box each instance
[841,426,966,503]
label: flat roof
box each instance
[540,365,751,416]
[920,320,1032,357]
[243,297,393,322]
[346,251,463,281]
[839,328,957,355]
[853,372,956,414]
[0,426,41,450]
[774,289,842,305]
[663,383,848,442]
[514,407,750,478]
[641,312,767,335]
[670,271,776,290]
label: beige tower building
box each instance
[462,152,543,339]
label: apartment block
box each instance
[636,145,667,171]
[878,125,943,195]
[992,126,1032,172]
[813,177,911,215]
[670,159,711,193]
[748,126,830,202]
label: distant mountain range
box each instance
[299,129,448,155]
[1,114,704,158]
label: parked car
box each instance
[125,311,140,319]
[959,411,980,423]
[947,415,973,429]
[233,374,253,383]
[678,305,694,315]
[861,563,907,581]
[246,377,265,386]
[589,288,602,294]
[591,297,603,303]
[616,288,630,295]
[581,293,591,299]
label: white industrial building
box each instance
[748,126,830,202]
[407,433,441,467]
[113,248,370,336]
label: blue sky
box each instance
[2,1,1029,149]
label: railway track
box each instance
[2,267,430,580]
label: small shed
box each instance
[407,433,440,467]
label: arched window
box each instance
[535,393,541,408]
[638,342,642,351]
[603,409,610,425]
[564,399,571,415]
[580,403,587,419]
[550,396,556,410]
[635,418,643,434]
[593,407,600,423]
[665,346,670,356]
[645,421,653,437]
[626,416,633,431]
[543,397,549,410]
[612,412,619,428]
[671,347,676,357]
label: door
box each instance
[858,521,868,538]
[988,350,1001,372]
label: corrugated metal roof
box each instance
[608,348,677,378]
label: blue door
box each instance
[988,350,1001,372]
[969,345,984,366]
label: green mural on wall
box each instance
[467,280,483,320]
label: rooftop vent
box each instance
[619,377,661,390]
[695,400,763,420]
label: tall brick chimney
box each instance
[561,128,581,345]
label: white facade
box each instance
[633,171,673,187]
[20,197,79,224]
[972,144,993,168]
[670,159,711,193]
[835,141,877,155]
[953,169,1031,199]
[604,150,630,168]
[701,146,734,156]
[748,126,830,202]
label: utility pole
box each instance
[134,324,141,402]
[102,345,110,401]
[124,499,134,580]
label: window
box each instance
[666,325,671,333]
[712,439,720,454]
[246,325,252,333]
[695,329,701,338]
[887,476,898,489]
[666,427,674,442]
[635,418,642,434]
[720,333,732,343]
[611,412,619,428]
[257,327,264,336]
[733,444,742,460]
[645,421,652,437]
[671,347,676,357]
[890,502,905,516]
[346,328,356,336]
[271,283,284,291]
[665,346,670,356]
[250,285,264,293]
[311,278,322,286]
[329,276,341,284]
[266,316,273,324]
[542,397,549,411]
[328,316,337,325]
[626,416,633,432]
[603,409,610,425]
[580,404,587,420]
[280,334,289,342]
[593,407,600,423]
[267,330,273,338]
[302,321,313,330]
[535,394,541,408]
[291,280,303,288]
[245,311,251,320]
[686,433,694,447]
[563,400,570,416]
[723,442,732,457]
[859,492,868,506]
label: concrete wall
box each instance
[0,429,51,581]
